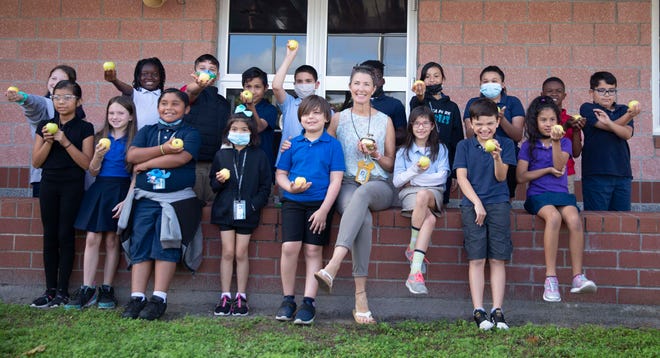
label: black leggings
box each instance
[39,176,84,294]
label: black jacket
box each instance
[183,86,230,162]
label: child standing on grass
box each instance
[120,88,201,321]
[517,96,597,302]
[105,57,166,129]
[393,106,450,295]
[410,62,463,204]
[30,80,94,308]
[210,109,271,317]
[66,96,137,310]
[454,98,516,330]
[274,95,344,325]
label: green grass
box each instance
[0,303,658,357]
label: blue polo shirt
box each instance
[371,94,407,129]
[453,135,517,206]
[463,93,525,142]
[132,121,200,192]
[255,99,279,170]
[277,130,345,202]
[275,93,303,166]
[579,102,633,178]
[98,134,131,178]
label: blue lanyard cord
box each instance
[233,149,247,200]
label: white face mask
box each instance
[294,83,316,99]
[480,82,502,99]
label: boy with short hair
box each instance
[454,98,516,330]
[182,54,231,202]
[541,77,584,194]
[274,95,345,325]
[241,67,279,176]
[272,44,320,166]
[579,71,639,211]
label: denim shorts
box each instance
[281,200,333,246]
[130,198,181,263]
[461,201,512,261]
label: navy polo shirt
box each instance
[371,94,407,129]
[277,130,345,202]
[579,102,633,178]
[453,135,517,206]
[463,93,525,142]
[132,122,201,192]
[255,100,279,170]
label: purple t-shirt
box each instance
[518,138,572,197]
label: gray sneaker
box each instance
[405,272,428,295]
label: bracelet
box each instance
[63,143,72,149]
[160,145,165,155]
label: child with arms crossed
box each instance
[517,96,597,302]
[393,106,450,295]
[210,108,272,317]
[274,95,344,325]
[454,98,516,330]
[66,96,137,310]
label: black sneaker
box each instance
[97,285,117,309]
[213,295,233,316]
[473,309,494,330]
[232,295,249,316]
[47,292,69,308]
[30,289,56,308]
[490,308,509,330]
[122,297,147,319]
[139,296,167,321]
[293,299,316,325]
[275,298,297,321]
[65,286,98,310]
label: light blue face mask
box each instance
[480,82,502,99]
[227,132,250,146]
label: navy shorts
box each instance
[461,201,512,261]
[130,198,181,263]
[281,200,333,246]
[524,191,578,215]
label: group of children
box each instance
[6,49,638,328]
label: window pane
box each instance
[228,35,305,74]
[383,36,406,76]
[326,36,378,76]
[328,0,407,34]
[229,0,307,33]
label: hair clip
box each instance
[234,104,253,117]
[540,97,547,103]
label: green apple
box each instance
[171,138,184,149]
[418,156,430,169]
[484,139,496,153]
[98,138,111,149]
[103,61,116,71]
[45,123,58,134]
[294,176,306,186]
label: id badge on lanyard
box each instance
[355,159,375,185]
[233,150,248,220]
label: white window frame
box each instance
[653,0,659,135]
[217,0,418,107]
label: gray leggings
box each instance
[335,178,394,277]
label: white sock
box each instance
[153,291,167,302]
[236,292,246,300]
[221,291,231,298]
[131,292,146,300]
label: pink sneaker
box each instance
[543,276,561,302]
[570,274,597,294]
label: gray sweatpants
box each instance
[335,178,394,277]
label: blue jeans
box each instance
[582,175,631,211]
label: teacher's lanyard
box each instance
[233,149,247,200]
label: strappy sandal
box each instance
[314,269,334,293]
[353,291,376,324]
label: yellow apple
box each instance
[418,156,430,169]
[553,124,565,136]
[627,100,639,109]
[294,176,306,186]
[360,138,375,150]
[241,90,253,103]
[7,86,19,93]
[571,114,581,120]
[484,139,496,153]
[98,138,111,150]
[45,123,58,134]
[198,72,211,83]
[218,168,230,180]
[171,138,184,149]
[103,61,116,71]
[412,80,424,91]
[287,39,299,50]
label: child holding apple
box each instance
[274,95,345,324]
[240,67,278,177]
[516,96,597,303]
[393,106,450,295]
[454,98,516,330]
[6,65,85,197]
[462,65,525,198]
[66,96,138,310]
[30,80,95,308]
[410,61,464,204]
[209,109,271,317]
[118,88,202,320]
[578,71,639,211]
[105,57,166,129]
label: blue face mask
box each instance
[227,132,250,146]
[480,82,502,99]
